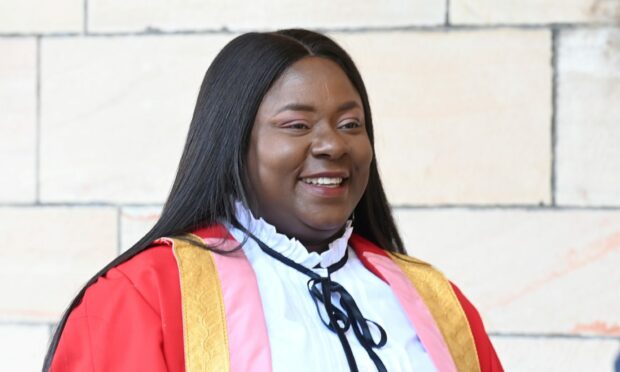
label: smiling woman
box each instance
[44,29,503,372]
[247,57,373,252]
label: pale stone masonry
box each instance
[557,28,620,206]
[0,39,36,202]
[1,1,619,371]
[88,0,445,32]
[0,207,118,322]
[452,0,620,25]
[0,0,83,33]
[336,30,552,205]
[491,336,620,370]
[0,324,50,371]
[40,36,231,203]
[394,209,620,335]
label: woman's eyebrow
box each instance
[276,103,315,114]
[275,101,361,114]
[336,101,361,112]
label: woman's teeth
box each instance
[302,177,344,187]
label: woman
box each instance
[45,29,502,372]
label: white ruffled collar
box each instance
[233,202,353,269]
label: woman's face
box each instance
[246,56,373,251]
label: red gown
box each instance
[51,229,503,371]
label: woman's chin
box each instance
[295,218,349,244]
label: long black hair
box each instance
[43,28,404,370]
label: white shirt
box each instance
[227,204,436,372]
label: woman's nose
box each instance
[310,123,348,159]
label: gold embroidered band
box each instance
[172,234,230,372]
[388,252,480,372]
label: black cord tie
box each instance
[236,224,388,372]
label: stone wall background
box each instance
[1,1,620,370]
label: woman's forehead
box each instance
[259,56,362,114]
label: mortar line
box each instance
[551,27,559,206]
[83,0,89,34]
[0,202,619,211]
[35,36,41,205]
[0,202,163,208]
[0,319,54,326]
[391,204,620,211]
[489,331,620,341]
[116,206,123,255]
[0,22,616,39]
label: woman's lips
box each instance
[299,177,349,197]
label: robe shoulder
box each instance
[387,250,503,371]
[450,282,504,372]
[401,258,503,371]
[349,234,503,370]
[51,245,184,372]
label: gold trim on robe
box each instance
[171,233,230,372]
[170,230,480,372]
[388,252,481,372]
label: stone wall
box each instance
[1,1,619,370]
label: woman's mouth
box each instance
[301,177,345,188]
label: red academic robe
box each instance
[50,226,503,371]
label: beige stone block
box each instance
[394,208,620,335]
[40,35,232,203]
[492,336,620,371]
[0,39,36,202]
[334,30,552,205]
[557,28,620,206]
[0,207,117,322]
[89,0,444,32]
[452,0,620,24]
[0,324,50,372]
[0,0,82,33]
[120,206,162,252]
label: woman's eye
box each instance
[339,121,361,129]
[285,122,309,130]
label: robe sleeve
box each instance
[51,246,184,372]
[450,282,504,372]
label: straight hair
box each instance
[43,29,404,371]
